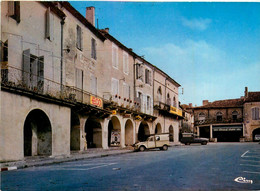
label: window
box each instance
[156,136,160,141]
[216,112,223,122]
[123,52,129,74]
[45,7,54,41]
[91,75,97,95]
[232,111,238,120]
[23,49,44,92]
[76,25,83,50]
[173,96,177,107]
[91,38,97,60]
[111,78,119,96]
[75,69,83,90]
[123,83,130,100]
[136,63,143,81]
[147,95,151,111]
[167,93,171,106]
[112,45,118,68]
[1,41,8,83]
[252,107,260,120]
[157,87,162,102]
[145,69,151,85]
[8,1,20,23]
[198,113,205,121]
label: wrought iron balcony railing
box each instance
[195,118,243,125]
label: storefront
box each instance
[213,125,243,142]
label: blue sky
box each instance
[70,1,260,106]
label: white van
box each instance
[134,134,170,151]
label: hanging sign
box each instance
[90,96,103,108]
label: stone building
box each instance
[180,104,194,134]
[0,1,182,162]
[192,87,260,142]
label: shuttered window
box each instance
[45,7,54,41]
[123,83,130,99]
[91,75,97,95]
[75,68,83,89]
[252,107,260,120]
[112,45,118,68]
[23,49,31,86]
[76,25,83,50]
[8,1,20,23]
[123,52,128,74]
[145,69,151,85]
[136,64,143,81]
[147,96,151,112]
[91,38,97,60]
[112,78,119,96]
[37,56,44,92]
[1,41,8,83]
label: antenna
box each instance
[97,18,99,29]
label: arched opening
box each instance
[155,123,162,134]
[125,119,134,146]
[232,111,238,121]
[85,116,102,148]
[216,112,223,122]
[138,121,150,141]
[108,116,121,147]
[169,126,174,142]
[252,128,260,142]
[24,109,52,157]
[70,111,80,151]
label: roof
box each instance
[193,98,244,109]
[60,2,106,42]
[99,30,181,87]
[245,92,260,102]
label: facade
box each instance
[0,1,182,162]
[180,104,194,134]
[192,87,260,142]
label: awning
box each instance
[213,126,243,132]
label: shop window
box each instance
[216,112,223,122]
[252,107,260,120]
[91,38,97,60]
[8,1,20,23]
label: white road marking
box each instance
[241,159,260,163]
[241,150,249,158]
[243,171,260,174]
[240,164,260,167]
[48,163,117,171]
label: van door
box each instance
[147,137,155,148]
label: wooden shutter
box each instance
[91,75,97,95]
[8,1,20,23]
[45,8,53,41]
[37,56,44,92]
[76,25,82,50]
[76,69,83,89]
[91,38,96,60]
[14,2,20,23]
[31,55,38,88]
[145,69,148,83]
[8,1,15,16]
[136,64,139,79]
[22,49,30,86]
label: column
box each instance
[210,125,213,139]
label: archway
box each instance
[169,125,174,142]
[155,123,162,134]
[125,119,134,146]
[252,128,260,142]
[108,116,121,147]
[70,111,80,151]
[85,116,102,148]
[24,109,52,156]
[138,121,150,141]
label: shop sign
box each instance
[169,106,182,117]
[135,115,142,121]
[90,96,103,108]
[112,110,117,115]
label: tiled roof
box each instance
[194,98,244,109]
[245,92,260,102]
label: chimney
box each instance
[203,100,209,106]
[104,28,109,33]
[86,6,95,26]
[189,103,193,108]
[244,87,248,99]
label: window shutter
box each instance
[136,64,139,79]
[76,25,82,50]
[141,66,144,81]
[37,56,44,92]
[76,69,83,89]
[31,56,38,88]
[91,75,97,95]
[8,1,15,16]
[256,108,259,120]
[22,49,30,86]
[149,70,152,85]
[14,2,20,23]
[45,8,50,39]
[81,29,83,50]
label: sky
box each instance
[70,1,260,106]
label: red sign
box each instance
[90,96,103,108]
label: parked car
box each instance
[133,134,170,151]
[181,133,209,145]
[254,134,260,141]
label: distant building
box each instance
[191,87,260,142]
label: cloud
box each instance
[141,40,259,106]
[181,17,212,31]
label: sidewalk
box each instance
[0,147,134,171]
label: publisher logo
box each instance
[234,177,253,184]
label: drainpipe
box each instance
[164,77,167,132]
[60,18,65,93]
[133,56,136,101]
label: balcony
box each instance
[1,65,111,117]
[154,101,183,119]
[195,118,243,126]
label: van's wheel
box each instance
[139,146,146,152]
[162,145,168,151]
[201,141,207,145]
